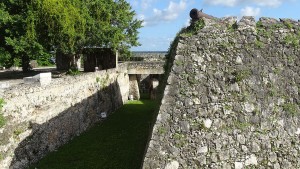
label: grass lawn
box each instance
[28,100,159,169]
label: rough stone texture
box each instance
[131,52,166,62]
[129,74,140,100]
[143,17,300,168]
[127,61,165,74]
[0,65,129,169]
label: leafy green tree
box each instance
[0,2,14,68]
[0,0,142,71]
[30,0,87,70]
[85,0,142,52]
[32,0,142,70]
[0,1,48,71]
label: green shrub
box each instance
[13,57,21,67]
[284,34,299,47]
[228,22,238,32]
[0,48,12,68]
[37,53,53,66]
[256,21,263,28]
[181,19,205,36]
[284,21,293,29]
[66,68,81,76]
[192,19,205,31]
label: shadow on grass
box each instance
[27,100,159,169]
[7,80,124,169]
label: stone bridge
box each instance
[126,61,165,74]
[119,61,165,100]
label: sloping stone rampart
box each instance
[143,17,300,168]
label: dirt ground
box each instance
[0,67,57,87]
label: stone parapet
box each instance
[127,61,165,74]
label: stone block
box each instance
[23,77,39,84]
[238,16,256,30]
[259,17,279,27]
[220,16,237,26]
[29,60,38,68]
[24,72,52,86]
[33,72,51,79]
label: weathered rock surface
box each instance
[0,65,129,169]
[143,16,300,168]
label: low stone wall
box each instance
[0,67,129,168]
[131,52,167,62]
[127,61,165,74]
[144,17,300,168]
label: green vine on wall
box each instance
[96,74,110,88]
[284,34,299,47]
[181,19,205,37]
[0,98,6,128]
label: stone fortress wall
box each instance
[0,63,129,168]
[143,16,300,169]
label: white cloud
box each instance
[241,6,261,17]
[253,0,282,7]
[141,0,156,9]
[137,14,147,26]
[184,18,191,27]
[143,0,187,26]
[204,0,286,7]
[203,0,239,7]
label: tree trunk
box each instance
[21,54,31,72]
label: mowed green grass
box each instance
[28,100,159,169]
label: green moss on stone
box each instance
[13,128,24,139]
[255,40,264,48]
[284,34,299,47]
[233,69,251,82]
[157,126,167,134]
[283,103,299,116]
[96,77,100,83]
[284,21,293,29]
[0,98,6,128]
[173,133,186,148]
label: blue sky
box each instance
[128,0,300,51]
